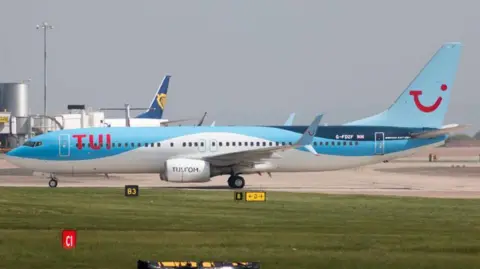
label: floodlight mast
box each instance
[36,22,54,129]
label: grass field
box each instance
[0,187,479,269]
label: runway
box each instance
[1,147,480,199]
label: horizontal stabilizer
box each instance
[410,124,469,139]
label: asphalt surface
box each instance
[1,152,479,198]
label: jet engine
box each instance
[160,158,211,183]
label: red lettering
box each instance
[72,134,86,149]
[89,134,103,150]
[106,134,111,149]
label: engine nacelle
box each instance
[160,158,211,183]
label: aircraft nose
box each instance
[4,147,24,166]
[5,148,21,157]
[6,147,19,157]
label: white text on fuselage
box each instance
[173,167,200,173]
[335,134,354,140]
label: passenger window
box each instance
[145,143,149,147]
[349,141,353,146]
[226,142,230,146]
[170,142,174,147]
[343,142,346,146]
[337,142,341,146]
[276,142,280,146]
[200,142,204,147]
[112,143,115,148]
[256,142,260,146]
[313,142,317,146]
[288,142,292,145]
[125,143,128,147]
[82,143,85,148]
[269,142,273,146]
[325,142,329,145]
[212,142,216,146]
[117,143,121,147]
[219,142,223,146]
[238,142,242,146]
[183,142,186,147]
[355,141,359,145]
[262,142,266,146]
[131,143,135,147]
[137,143,141,147]
[157,142,161,147]
[232,142,236,146]
[319,142,323,146]
[282,142,286,146]
[188,142,192,147]
[151,143,154,147]
[194,142,198,147]
[250,142,254,146]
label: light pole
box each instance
[36,22,53,129]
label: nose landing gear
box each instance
[48,174,58,188]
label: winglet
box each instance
[284,113,296,126]
[295,114,323,146]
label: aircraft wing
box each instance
[410,124,469,139]
[185,114,323,167]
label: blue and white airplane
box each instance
[6,42,466,189]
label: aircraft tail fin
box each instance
[345,42,462,128]
[136,75,171,119]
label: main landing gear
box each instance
[48,174,58,188]
[227,175,245,189]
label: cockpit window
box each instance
[23,141,35,147]
[23,141,43,147]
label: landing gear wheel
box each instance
[48,179,58,188]
[228,175,245,189]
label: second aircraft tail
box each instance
[136,75,171,119]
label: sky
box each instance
[0,0,478,134]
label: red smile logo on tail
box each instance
[409,84,447,113]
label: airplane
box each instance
[6,42,466,189]
[102,75,191,127]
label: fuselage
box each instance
[103,118,169,127]
[6,125,446,175]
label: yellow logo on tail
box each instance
[156,93,167,110]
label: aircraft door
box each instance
[374,132,384,155]
[198,139,206,152]
[210,139,218,152]
[59,134,71,157]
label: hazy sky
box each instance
[0,0,478,133]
